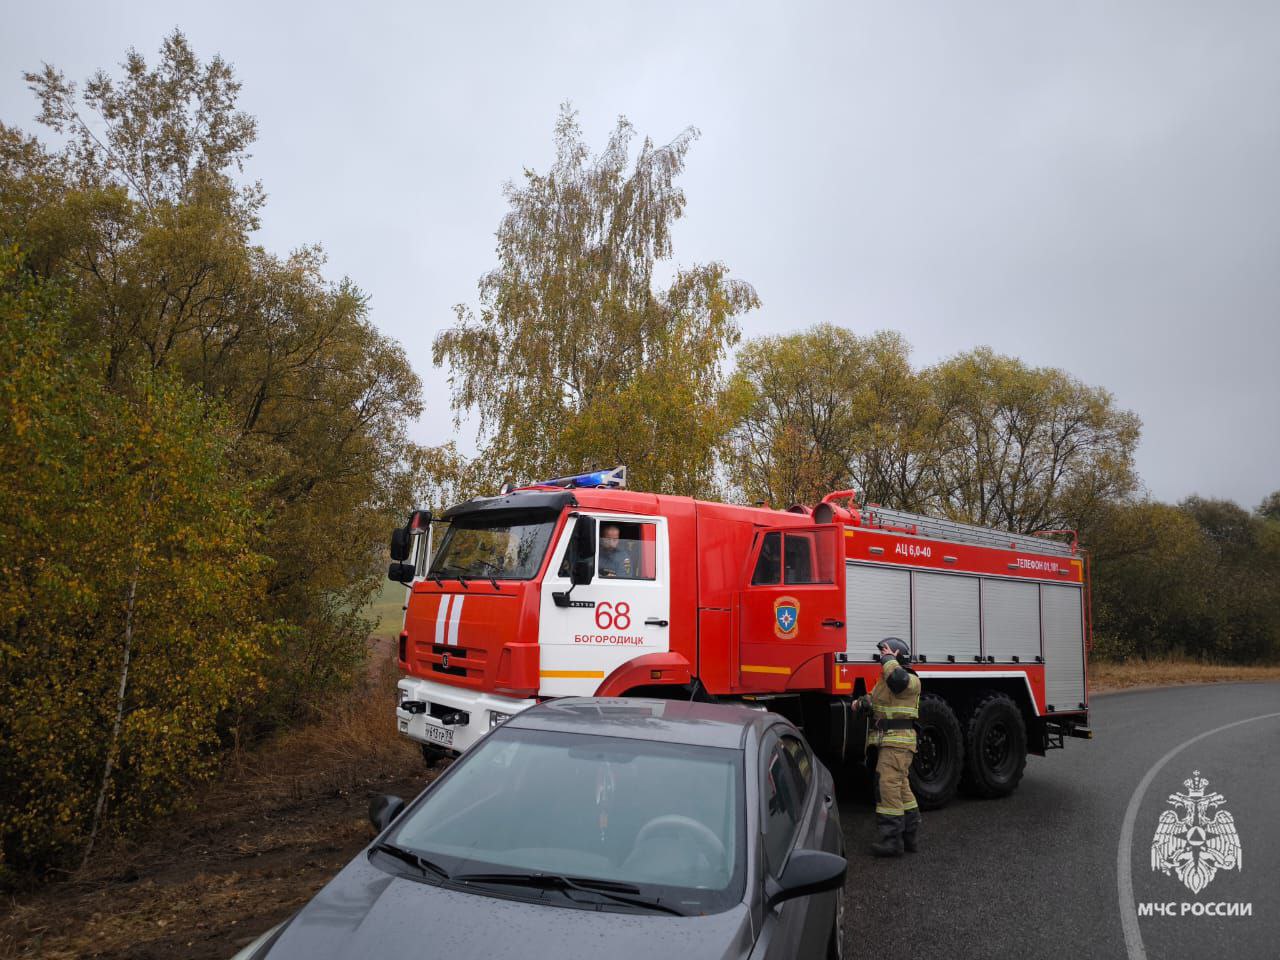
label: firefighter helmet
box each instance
[878,636,911,664]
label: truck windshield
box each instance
[428,511,557,581]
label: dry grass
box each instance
[1090,657,1280,693]
[0,649,431,960]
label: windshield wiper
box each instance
[433,566,470,589]
[370,842,451,882]
[474,560,502,589]
[452,871,687,916]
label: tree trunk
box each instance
[81,567,139,869]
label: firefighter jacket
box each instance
[864,656,921,752]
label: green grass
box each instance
[366,578,410,640]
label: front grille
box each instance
[407,640,489,688]
[431,643,467,677]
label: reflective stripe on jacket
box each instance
[867,657,922,752]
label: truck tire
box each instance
[960,692,1028,798]
[908,694,964,810]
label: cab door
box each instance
[538,513,671,697]
[737,525,846,693]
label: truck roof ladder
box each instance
[862,505,1077,557]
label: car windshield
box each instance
[428,511,557,580]
[388,727,746,914]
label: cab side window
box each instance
[762,737,804,872]
[783,531,836,585]
[783,534,814,584]
[751,531,782,585]
[557,517,596,578]
[598,521,656,581]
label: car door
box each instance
[752,727,826,960]
[538,513,672,696]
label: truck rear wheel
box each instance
[908,694,963,809]
[961,692,1028,798]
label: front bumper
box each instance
[395,675,537,755]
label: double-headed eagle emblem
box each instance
[1150,770,1242,894]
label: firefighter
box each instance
[598,523,638,578]
[855,637,922,857]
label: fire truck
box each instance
[387,467,1092,808]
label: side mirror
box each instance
[387,561,414,584]
[571,558,594,586]
[368,794,406,832]
[571,517,596,585]
[766,849,847,908]
[390,526,413,562]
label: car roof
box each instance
[507,697,782,750]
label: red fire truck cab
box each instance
[388,467,1092,808]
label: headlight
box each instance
[489,711,512,729]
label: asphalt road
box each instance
[836,683,1280,960]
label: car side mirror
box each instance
[390,526,413,562]
[368,794,406,832]
[766,849,847,908]
[387,561,414,584]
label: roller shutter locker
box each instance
[1042,583,1086,710]
[914,572,980,662]
[981,578,1041,661]
[845,564,911,660]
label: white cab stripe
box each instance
[434,595,452,647]
[448,594,465,646]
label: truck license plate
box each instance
[425,722,454,747]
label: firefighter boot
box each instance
[902,809,920,853]
[869,814,904,857]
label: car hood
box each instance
[259,854,755,960]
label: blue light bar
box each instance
[536,465,628,489]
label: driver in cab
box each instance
[598,523,639,579]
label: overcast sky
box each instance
[4,1,1278,508]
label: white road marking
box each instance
[1118,710,1280,960]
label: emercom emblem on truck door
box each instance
[773,596,800,638]
[538,513,671,697]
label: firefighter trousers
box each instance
[875,746,918,817]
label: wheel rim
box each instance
[982,718,1017,778]
[914,725,945,783]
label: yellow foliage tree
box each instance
[0,248,274,874]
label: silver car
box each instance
[233,697,846,960]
